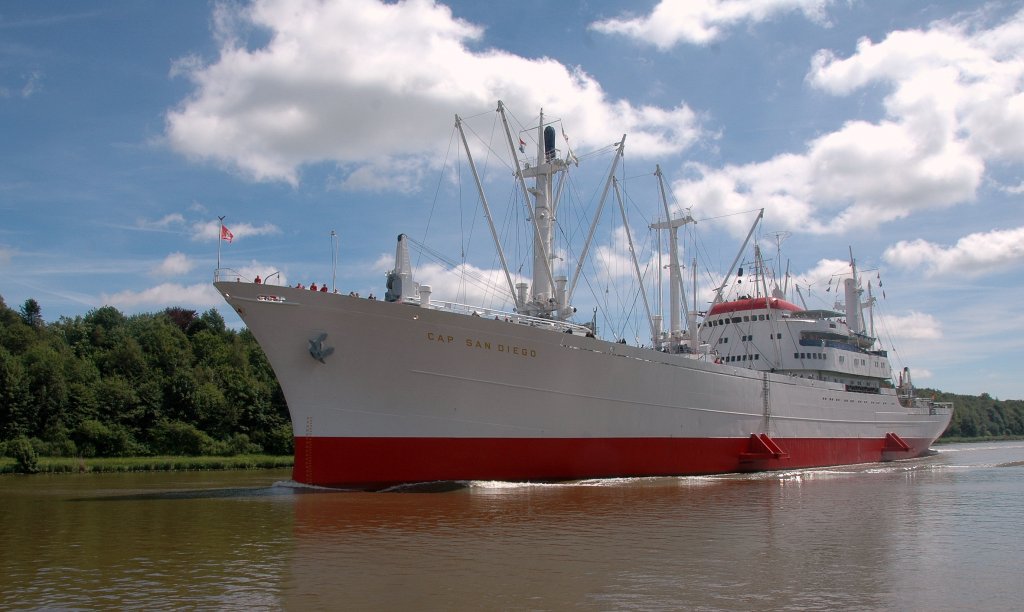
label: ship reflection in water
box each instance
[2,443,1021,610]
[285,444,1022,610]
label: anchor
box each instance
[308,332,334,364]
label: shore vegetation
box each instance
[1,295,291,474]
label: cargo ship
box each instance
[215,103,952,489]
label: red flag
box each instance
[221,224,234,243]
[518,138,526,153]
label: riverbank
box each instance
[0,454,293,475]
[935,435,1024,444]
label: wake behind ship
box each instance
[215,103,952,490]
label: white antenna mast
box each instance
[330,230,338,293]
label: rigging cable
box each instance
[417,127,460,270]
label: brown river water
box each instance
[2,441,1022,610]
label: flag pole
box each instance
[331,230,338,292]
[217,215,225,273]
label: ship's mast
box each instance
[867,282,875,338]
[498,104,575,319]
[463,102,627,322]
[844,247,864,334]
[532,112,554,309]
[650,165,695,341]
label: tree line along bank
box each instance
[0,295,291,465]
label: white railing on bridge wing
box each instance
[214,268,284,285]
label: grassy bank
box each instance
[935,435,1024,444]
[0,454,293,475]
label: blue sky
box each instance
[2,0,1022,399]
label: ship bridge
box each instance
[698,297,893,393]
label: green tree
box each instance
[163,307,197,333]
[21,344,69,437]
[10,435,38,473]
[0,347,31,439]
[130,314,191,376]
[1,295,298,457]
[96,334,146,379]
[149,420,220,456]
[83,305,127,350]
[72,419,140,457]
[0,316,36,354]
[19,299,43,329]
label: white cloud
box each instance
[21,70,42,98]
[165,0,702,188]
[192,219,280,242]
[413,261,517,309]
[137,213,186,231]
[809,12,1024,162]
[593,226,645,281]
[0,245,15,267]
[590,0,833,48]
[883,226,1024,277]
[102,282,224,309]
[876,311,942,340]
[234,261,289,287]
[670,9,1023,236]
[786,257,850,304]
[151,252,195,277]
[333,156,430,193]
[907,367,933,382]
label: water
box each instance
[2,442,1022,610]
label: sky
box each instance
[1,0,1023,399]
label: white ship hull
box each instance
[217,281,952,489]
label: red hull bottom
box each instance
[291,436,933,490]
